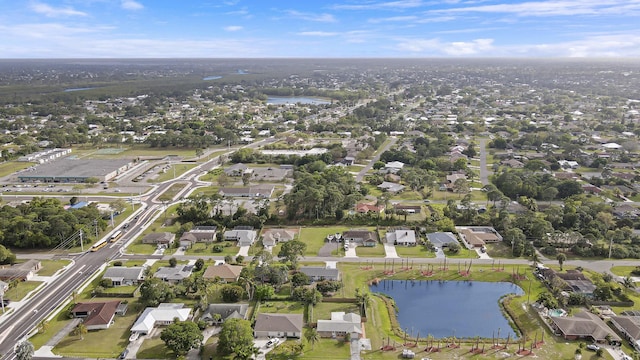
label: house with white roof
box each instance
[130,303,191,335]
[383,161,405,174]
[317,312,363,339]
[386,229,417,246]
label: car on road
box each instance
[586,344,600,351]
[266,338,281,348]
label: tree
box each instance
[140,278,175,306]
[72,323,87,340]
[0,244,16,265]
[221,284,244,302]
[160,321,204,356]
[69,196,79,206]
[291,272,310,287]
[556,253,567,271]
[169,257,178,267]
[447,242,460,254]
[277,240,307,268]
[254,284,275,301]
[218,319,255,357]
[15,340,34,360]
[194,258,205,272]
[452,178,470,196]
[306,328,319,349]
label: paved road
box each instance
[478,138,489,186]
[355,137,398,182]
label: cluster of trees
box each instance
[176,193,269,231]
[284,166,361,220]
[230,147,338,167]
[0,198,107,248]
[492,170,583,200]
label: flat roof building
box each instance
[18,158,133,183]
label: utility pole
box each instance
[79,230,84,252]
[608,237,613,259]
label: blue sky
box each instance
[1,0,639,58]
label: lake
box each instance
[266,96,331,105]
[203,75,222,80]
[370,280,523,339]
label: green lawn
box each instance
[5,281,43,301]
[54,302,140,358]
[157,183,188,202]
[185,241,240,257]
[394,245,435,258]
[30,306,75,349]
[446,248,479,258]
[611,266,636,277]
[309,302,359,323]
[153,164,198,183]
[257,301,306,314]
[355,245,386,257]
[136,335,178,359]
[37,259,72,276]
[299,227,352,256]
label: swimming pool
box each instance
[549,309,567,317]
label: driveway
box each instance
[345,245,358,258]
[237,246,250,257]
[434,247,445,259]
[384,244,399,258]
[318,242,339,257]
[253,337,284,360]
[475,248,491,259]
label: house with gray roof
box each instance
[141,232,175,246]
[224,163,249,176]
[201,303,249,325]
[299,266,340,282]
[386,229,417,246]
[103,266,145,286]
[342,230,377,247]
[426,232,459,249]
[0,260,41,281]
[254,313,303,338]
[378,181,405,194]
[261,228,297,247]
[317,312,362,339]
[219,185,274,199]
[179,226,217,248]
[224,227,257,246]
[153,265,194,283]
[610,315,640,351]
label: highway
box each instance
[0,136,277,359]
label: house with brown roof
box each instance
[456,226,502,248]
[141,232,175,246]
[203,264,243,283]
[355,203,384,214]
[179,226,217,248]
[0,260,41,281]
[254,313,303,338]
[550,310,621,344]
[71,300,126,330]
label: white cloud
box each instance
[368,16,418,23]
[121,0,143,11]
[432,0,640,17]
[396,37,494,55]
[285,10,337,22]
[30,2,87,17]
[332,0,425,10]
[224,25,243,32]
[297,31,339,37]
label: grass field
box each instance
[355,245,386,257]
[257,300,306,314]
[309,302,359,323]
[394,245,435,258]
[152,163,198,183]
[4,281,43,301]
[37,259,72,276]
[299,226,352,256]
[0,161,33,178]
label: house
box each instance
[251,167,292,182]
[445,173,467,191]
[426,232,460,249]
[102,266,145,286]
[393,204,421,214]
[613,204,640,219]
[550,310,621,343]
[383,161,404,174]
[355,203,385,214]
[610,315,640,351]
[179,226,218,248]
[501,159,525,168]
[202,263,243,283]
[261,228,297,247]
[218,185,274,199]
[224,163,249,176]
[201,303,249,325]
[378,181,405,194]
[254,313,303,338]
[539,269,596,296]
[223,227,257,246]
[141,232,175,246]
[317,312,363,339]
[386,229,417,246]
[0,260,42,281]
[71,300,126,330]
[456,226,503,248]
[558,160,580,169]
[299,266,341,281]
[153,265,194,283]
[342,230,378,247]
[131,303,192,335]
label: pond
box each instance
[370,280,523,339]
[64,87,97,92]
[203,75,223,80]
[266,96,331,105]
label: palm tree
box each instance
[623,276,635,289]
[306,328,319,349]
[15,340,34,360]
[73,323,88,340]
[37,320,49,334]
[556,253,567,271]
